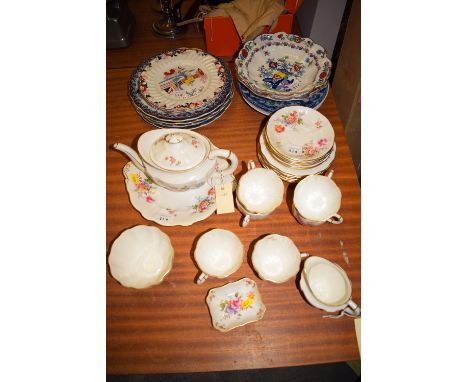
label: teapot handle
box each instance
[209,149,238,180]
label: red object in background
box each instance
[204,0,303,58]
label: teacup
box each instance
[236,160,284,227]
[108,225,174,289]
[293,171,343,226]
[194,229,244,284]
[300,256,360,318]
[251,234,309,283]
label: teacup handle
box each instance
[327,169,334,179]
[300,252,310,258]
[242,214,251,227]
[327,214,343,224]
[209,149,238,180]
[247,160,256,170]
[196,272,209,285]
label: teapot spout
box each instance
[113,143,146,173]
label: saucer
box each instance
[259,133,336,179]
[206,278,266,332]
[122,159,229,226]
[266,106,335,162]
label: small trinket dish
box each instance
[206,278,266,332]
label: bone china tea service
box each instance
[236,160,284,227]
[108,43,360,332]
[114,129,238,226]
[293,171,344,226]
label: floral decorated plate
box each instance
[123,158,229,226]
[129,49,233,120]
[239,81,328,116]
[266,106,335,161]
[259,133,336,178]
[206,278,266,332]
[133,90,234,129]
[235,33,331,100]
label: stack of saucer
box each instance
[235,32,331,115]
[257,106,336,182]
[129,48,233,129]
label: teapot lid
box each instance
[150,132,208,171]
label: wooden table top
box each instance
[107,1,361,375]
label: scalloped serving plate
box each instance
[122,159,230,226]
[206,278,266,332]
[139,48,225,109]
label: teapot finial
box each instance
[165,134,183,144]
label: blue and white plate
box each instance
[238,81,329,116]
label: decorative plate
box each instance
[123,159,229,226]
[235,33,331,100]
[266,106,335,161]
[259,133,336,178]
[132,88,234,124]
[206,278,266,332]
[129,49,233,120]
[133,90,234,129]
[239,81,328,115]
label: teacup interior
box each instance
[306,262,351,306]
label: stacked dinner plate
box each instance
[235,32,332,115]
[129,48,233,129]
[257,106,336,182]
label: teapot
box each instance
[114,129,238,192]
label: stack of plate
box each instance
[129,48,233,129]
[235,32,332,115]
[257,106,336,182]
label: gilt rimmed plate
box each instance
[123,159,229,226]
[206,278,266,332]
[129,49,233,120]
[258,133,336,179]
[235,33,331,100]
[266,106,335,161]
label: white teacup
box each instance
[300,256,360,318]
[236,160,284,227]
[293,171,343,226]
[194,229,244,284]
[252,234,309,283]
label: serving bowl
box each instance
[235,33,331,101]
[108,225,174,289]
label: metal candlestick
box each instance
[152,0,186,38]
